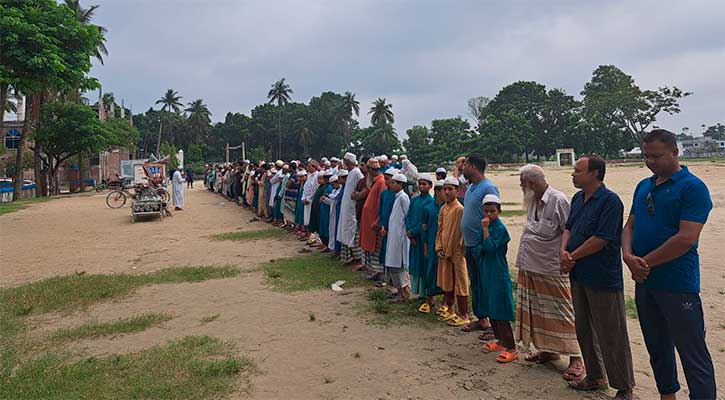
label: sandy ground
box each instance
[1,161,723,400]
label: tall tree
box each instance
[369,98,394,126]
[1,0,102,199]
[582,65,690,145]
[339,91,360,146]
[267,78,293,159]
[63,0,108,64]
[185,98,212,142]
[154,89,183,153]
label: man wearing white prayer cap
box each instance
[385,172,412,302]
[435,167,447,181]
[337,152,363,265]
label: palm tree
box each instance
[267,78,293,159]
[156,89,183,113]
[296,126,312,156]
[341,91,360,118]
[64,0,108,64]
[369,98,394,126]
[154,89,183,154]
[185,99,212,142]
[369,123,398,154]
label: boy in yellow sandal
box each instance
[435,177,470,327]
[476,194,518,363]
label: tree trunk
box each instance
[78,153,86,192]
[0,83,7,136]
[13,92,38,200]
[156,117,162,155]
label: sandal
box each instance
[563,363,586,382]
[437,311,456,322]
[446,315,471,327]
[482,342,506,353]
[496,350,519,364]
[417,303,431,314]
[435,305,449,316]
[567,377,607,391]
[461,321,485,332]
[477,328,496,342]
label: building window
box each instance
[4,129,21,149]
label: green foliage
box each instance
[0,196,51,216]
[159,141,179,170]
[49,313,172,342]
[262,253,368,293]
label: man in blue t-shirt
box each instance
[460,153,499,335]
[561,155,635,399]
[622,129,716,400]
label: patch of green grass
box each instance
[0,266,240,317]
[211,229,287,241]
[308,312,316,322]
[200,314,220,324]
[49,313,172,343]
[500,209,526,217]
[0,197,52,216]
[625,296,638,319]
[262,253,368,293]
[0,336,255,400]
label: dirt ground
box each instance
[1,161,723,400]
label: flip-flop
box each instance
[482,342,506,353]
[477,328,496,342]
[417,303,431,314]
[461,321,485,332]
[496,350,519,363]
[435,305,449,316]
[446,315,471,327]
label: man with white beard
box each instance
[515,164,585,382]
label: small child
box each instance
[435,177,471,327]
[417,179,444,314]
[384,173,411,302]
[476,194,518,363]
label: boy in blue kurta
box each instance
[418,180,444,314]
[406,174,434,297]
[377,168,398,266]
[475,194,518,364]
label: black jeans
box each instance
[636,285,716,399]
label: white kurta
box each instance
[385,190,410,268]
[172,170,185,209]
[337,167,363,246]
[325,186,342,250]
[268,169,283,207]
[302,171,319,225]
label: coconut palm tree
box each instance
[63,0,108,64]
[185,99,212,142]
[156,89,183,113]
[341,91,360,118]
[369,123,398,154]
[267,78,293,159]
[369,98,394,126]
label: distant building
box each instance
[677,136,725,156]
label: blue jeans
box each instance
[635,285,716,399]
[464,246,483,319]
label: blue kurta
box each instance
[421,201,443,297]
[294,183,305,225]
[378,189,396,265]
[406,193,433,296]
[472,218,514,321]
[319,184,333,239]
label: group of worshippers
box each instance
[204,128,716,400]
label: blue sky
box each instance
[88,0,725,137]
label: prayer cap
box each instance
[323,169,334,176]
[337,169,349,177]
[275,160,284,167]
[308,159,320,167]
[434,180,444,188]
[321,157,329,162]
[177,165,183,170]
[378,154,389,162]
[331,157,340,162]
[417,173,433,183]
[482,194,501,205]
[283,164,289,169]
[435,167,447,174]
[343,152,357,164]
[330,175,338,183]
[400,155,408,160]
[391,155,399,160]
[443,176,459,186]
[392,173,407,183]
[297,170,308,176]
[324,160,331,166]
[384,168,400,176]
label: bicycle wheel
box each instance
[157,188,170,203]
[106,190,127,208]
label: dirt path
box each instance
[1,165,723,400]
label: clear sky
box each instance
[88,0,724,137]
